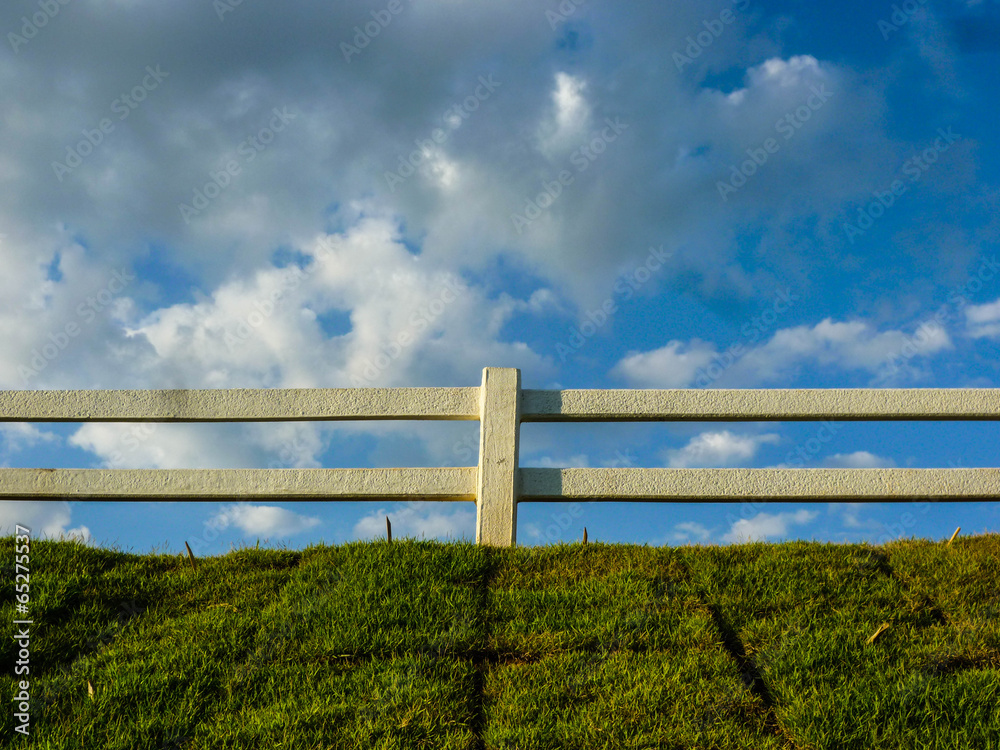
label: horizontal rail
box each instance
[0,468,477,500]
[4,388,998,423]
[520,468,1000,501]
[521,388,1000,421]
[0,388,481,422]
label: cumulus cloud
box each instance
[663,430,780,468]
[820,451,895,468]
[965,297,1000,338]
[0,232,143,389]
[0,501,91,543]
[745,318,952,377]
[613,316,954,388]
[612,340,717,388]
[117,215,552,390]
[46,214,554,470]
[0,424,59,456]
[0,0,980,337]
[721,509,818,544]
[669,521,714,545]
[827,502,882,532]
[209,503,321,537]
[537,72,592,157]
[68,423,259,469]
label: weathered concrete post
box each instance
[475,367,521,547]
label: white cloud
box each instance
[669,521,713,544]
[522,522,543,540]
[613,316,954,388]
[52,215,554,471]
[209,503,321,537]
[746,55,825,89]
[965,297,1000,338]
[751,318,952,374]
[827,502,882,531]
[0,424,59,455]
[820,451,895,468]
[663,430,780,468]
[612,339,717,388]
[0,2,952,329]
[353,502,475,542]
[0,501,91,543]
[121,215,551,390]
[537,72,591,156]
[721,509,818,544]
[68,423,261,469]
[0,231,143,390]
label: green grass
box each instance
[2,532,999,749]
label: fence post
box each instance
[476,367,521,547]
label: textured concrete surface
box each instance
[476,368,520,547]
[0,467,476,500]
[0,387,481,421]
[520,468,1000,500]
[521,388,1000,421]
[6,385,996,422]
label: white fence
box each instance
[1,367,998,546]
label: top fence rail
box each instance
[0,388,482,422]
[1,387,998,422]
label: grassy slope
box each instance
[1,533,998,749]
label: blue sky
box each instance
[1,0,998,555]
